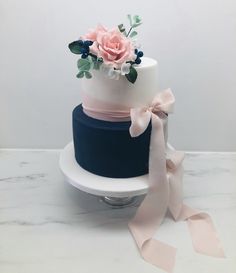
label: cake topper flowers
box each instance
[68,15,144,84]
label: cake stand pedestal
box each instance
[59,142,148,208]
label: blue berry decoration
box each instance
[134,49,144,64]
[81,53,88,59]
[83,40,93,47]
[68,39,93,58]
[137,51,143,57]
[79,40,93,58]
[77,40,84,46]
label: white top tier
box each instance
[81,57,159,108]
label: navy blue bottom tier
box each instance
[72,104,151,178]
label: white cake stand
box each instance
[59,142,149,207]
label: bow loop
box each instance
[129,88,175,138]
[151,88,175,114]
[129,108,151,137]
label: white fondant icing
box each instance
[81,57,159,108]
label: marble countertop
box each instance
[0,149,236,273]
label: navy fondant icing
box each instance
[72,104,151,178]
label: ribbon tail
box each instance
[183,205,225,258]
[128,192,177,273]
[142,238,176,273]
[129,113,177,273]
[168,151,225,259]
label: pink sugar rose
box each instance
[96,28,136,68]
[90,27,136,69]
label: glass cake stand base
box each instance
[100,196,138,208]
[59,142,149,207]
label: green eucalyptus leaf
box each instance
[133,15,142,24]
[87,55,94,69]
[84,71,92,79]
[118,23,126,33]
[129,31,138,38]
[77,58,91,71]
[131,15,142,28]
[125,66,138,84]
[68,41,82,54]
[127,14,133,27]
[76,71,84,78]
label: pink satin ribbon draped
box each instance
[82,89,225,272]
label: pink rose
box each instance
[92,28,136,69]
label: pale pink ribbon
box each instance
[128,89,225,272]
[82,89,225,272]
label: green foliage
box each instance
[84,71,92,79]
[118,23,127,36]
[127,14,142,28]
[118,24,125,32]
[126,14,142,37]
[132,15,142,28]
[129,31,137,38]
[125,66,138,84]
[77,58,91,71]
[127,14,133,27]
[76,57,94,79]
[76,71,85,78]
[68,41,82,54]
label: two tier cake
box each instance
[68,15,169,178]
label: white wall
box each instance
[0,0,236,151]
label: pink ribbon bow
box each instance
[128,89,225,273]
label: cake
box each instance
[68,15,169,178]
[67,15,224,273]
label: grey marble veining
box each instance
[0,150,236,273]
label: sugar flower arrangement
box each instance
[68,15,144,84]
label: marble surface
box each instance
[0,149,236,273]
